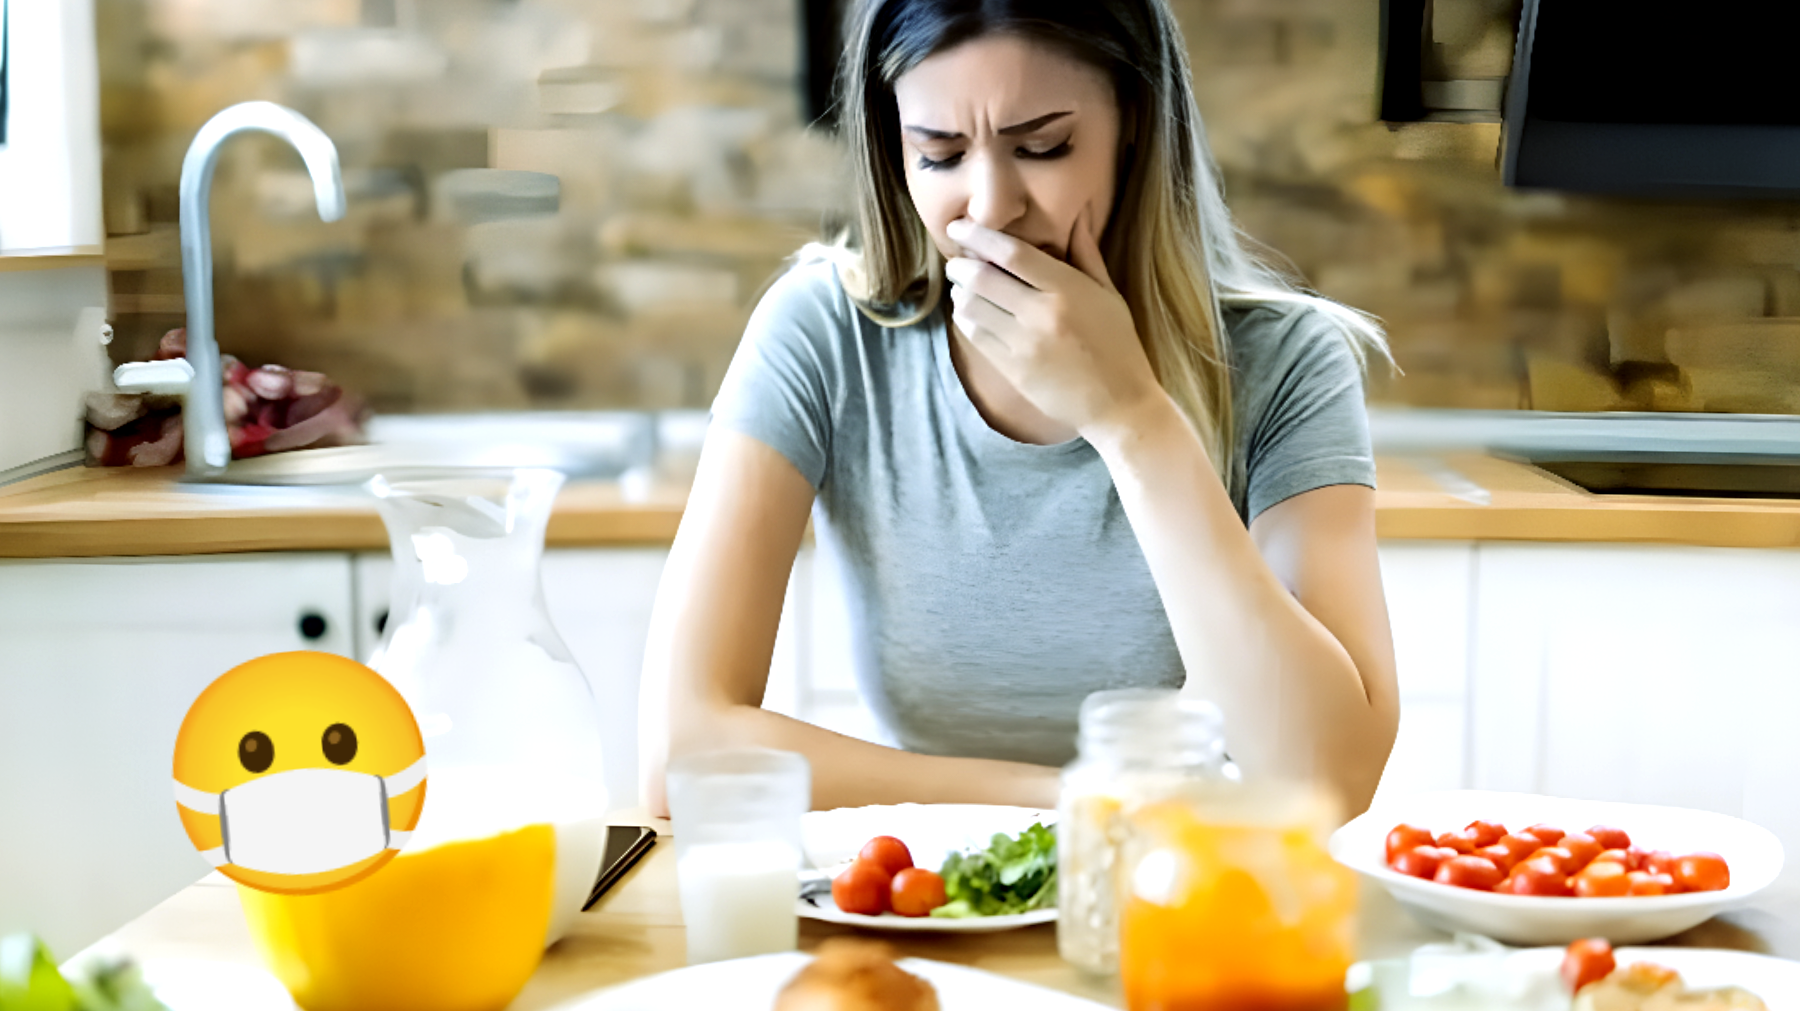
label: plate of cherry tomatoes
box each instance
[796,804,1059,932]
[1328,791,1785,945]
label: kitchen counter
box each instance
[4,453,1800,558]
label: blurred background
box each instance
[90,0,1800,418]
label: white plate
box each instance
[562,951,1109,1010]
[798,803,1058,932]
[1506,946,1800,1010]
[1330,790,1785,945]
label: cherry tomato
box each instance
[1560,832,1603,871]
[1434,855,1504,891]
[1490,833,1542,868]
[1643,850,1678,876]
[1498,855,1573,896]
[1394,845,1457,879]
[1673,852,1730,893]
[1626,870,1675,896]
[1587,825,1631,850]
[889,867,947,917]
[1594,849,1629,867]
[1477,843,1526,873]
[1532,846,1577,875]
[1623,846,1652,872]
[1525,824,1566,846]
[1561,938,1616,993]
[858,836,914,879]
[1436,829,1480,855]
[1464,820,1508,848]
[831,859,892,916]
[1573,860,1631,897]
[1386,824,1436,864]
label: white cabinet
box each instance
[0,554,356,958]
[1469,544,1800,827]
[1373,542,1475,803]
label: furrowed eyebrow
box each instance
[901,110,1073,141]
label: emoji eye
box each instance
[239,731,274,773]
[322,723,358,765]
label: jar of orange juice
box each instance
[238,470,609,1011]
[1119,781,1356,1011]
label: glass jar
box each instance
[1118,781,1356,1011]
[238,469,609,1011]
[1057,688,1228,975]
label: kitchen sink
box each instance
[197,411,687,487]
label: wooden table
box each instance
[94,818,1800,1010]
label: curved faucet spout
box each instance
[177,102,345,478]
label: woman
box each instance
[640,0,1399,816]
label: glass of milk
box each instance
[667,748,811,965]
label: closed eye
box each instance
[916,140,1073,172]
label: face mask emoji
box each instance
[172,652,428,895]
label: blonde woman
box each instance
[641,0,1399,816]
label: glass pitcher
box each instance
[239,468,608,1011]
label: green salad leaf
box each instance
[930,822,1057,918]
[0,935,167,1011]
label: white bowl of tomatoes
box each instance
[1328,790,1785,945]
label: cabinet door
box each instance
[1470,544,1800,824]
[1373,542,1474,802]
[0,554,355,958]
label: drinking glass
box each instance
[1119,780,1357,1011]
[667,748,810,965]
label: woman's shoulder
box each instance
[1222,298,1366,387]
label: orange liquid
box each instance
[1120,804,1355,1011]
[239,822,556,1011]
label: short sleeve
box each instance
[709,260,850,490]
[1229,304,1377,524]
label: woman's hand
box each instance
[945,208,1166,441]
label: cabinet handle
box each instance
[299,612,329,640]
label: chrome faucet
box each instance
[113,102,345,479]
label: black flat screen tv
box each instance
[1503,0,1800,197]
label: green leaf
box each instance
[933,822,1058,918]
[0,934,76,1011]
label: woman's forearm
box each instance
[1084,394,1396,812]
[656,699,1060,816]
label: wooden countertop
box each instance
[4,454,1800,559]
[91,813,1800,1010]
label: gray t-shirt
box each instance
[711,259,1374,767]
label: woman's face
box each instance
[893,33,1121,267]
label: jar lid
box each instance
[1076,688,1226,766]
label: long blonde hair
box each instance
[817,0,1389,487]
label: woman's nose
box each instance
[964,154,1027,232]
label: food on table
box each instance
[858,836,914,878]
[774,938,940,1011]
[1562,937,1618,993]
[0,932,170,1011]
[889,868,948,918]
[832,860,895,916]
[1120,795,1355,1011]
[932,823,1058,919]
[240,820,558,1011]
[1673,852,1731,893]
[1382,820,1731,897]
[1386,823,1434,863]
[84,328,368,467]
[1562,939,1767,1011]
[1434,854,1504,891]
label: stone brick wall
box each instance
[97,0,1800,414]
